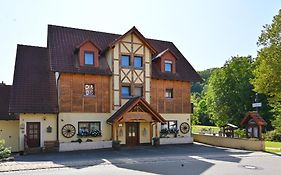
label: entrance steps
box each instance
[24,141,59,154]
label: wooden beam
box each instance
[112,123,115,141]
[116,123,119,141]
[150,123,153,143]
[155,123,158,137]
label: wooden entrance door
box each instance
[126,122,139,146]
[26,122,40,148]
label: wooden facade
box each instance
[150,79,191,113]
[59,73,110,112]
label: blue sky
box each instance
[0,0,280,84]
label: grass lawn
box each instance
[265,141,281,153]
[192,125,220,134]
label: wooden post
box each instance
[116,123,119,141]
[258,125,262,139]
[112,123,115,141]
[150,122,153,143]
[155,123,158,137]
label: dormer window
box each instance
[77,40,100,67]
[84,52,94,65]
[154,49,177,73]
[164,60,172,72]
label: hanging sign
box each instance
[252,103,262,108]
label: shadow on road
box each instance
[13,143,252,174]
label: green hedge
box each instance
[264,130,281,142]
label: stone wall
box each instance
[193,134,265,151]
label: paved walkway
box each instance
[0,143,279,173]
[265,147,281,150]
[0,159,105,172]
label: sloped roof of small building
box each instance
[107,97,166,124]
[240,111,267,126]
[0,84,17,120]
[9,45,58,113]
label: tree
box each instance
[191,69,217,126]
[206,56,255,126]
[252,9,281,131]
[191,94,213,126]
[191,68,217,94]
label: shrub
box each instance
[71,138,83,143]
[234,129,246,138]
[264,130,281,142]
[0,139,11,159]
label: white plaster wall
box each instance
[19,113,57,151]
[158,113,192,137]
[139,122,151,144]
[160,137,193,145]
[0,120,19,152]
[59,141,112,152]
[58,113,112,143]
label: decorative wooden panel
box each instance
[133,70,144,84]
[150,79,191,113]
[110,32,153,109]
[59,73,110,113]
[121,69,132,83]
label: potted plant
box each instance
[152,137,160,146]
[112,140,121,150]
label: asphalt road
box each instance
[1,143,281,175]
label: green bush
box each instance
[234,129,246,138]
[264,130,281,142]
[0,139,11,159]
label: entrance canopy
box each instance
[107,97,166,124]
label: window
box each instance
[135,86,143,97]
[122,86,131,97]
[134,56,143,68]
[84,52,94,65]
[121,55,130,67]
[165,88,173,98]
[160,120,178,138]
[78,122,101,137]
[164,60,172,72]
[84,84,95,96]
[161,120,178,130]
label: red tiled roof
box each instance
[0,84,17,120]
[48,25,114,75]
[48,25,201,82]
[9,45,58,113]
[240,111,267,126]
[107,97,166,123]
